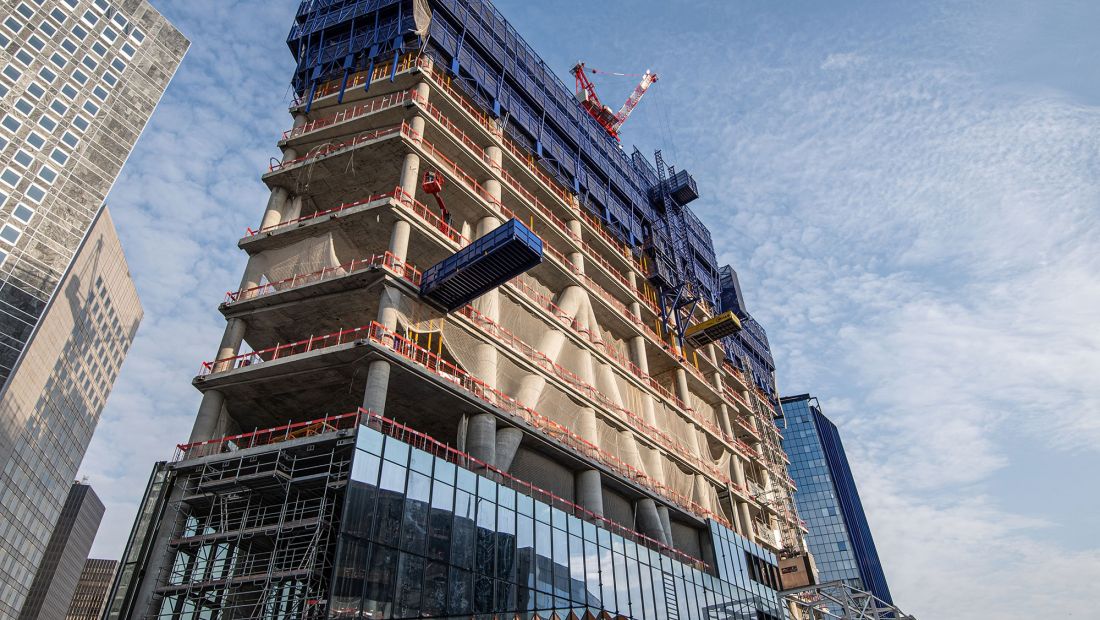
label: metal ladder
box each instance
[662,571,680,620]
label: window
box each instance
[61,131,78,148]
[38,20,56,36]
[63,0,78,7]
[3,17,25,35]
[71,115,88,132]
[81,11,98,26]
[2,65,23,82]
[0,32,8,48]
[110,58,125,72]
[13,205,33,224]
[16,3,34,19]
[130,28,144,44]
[111,12,127,29]
[0,191,6,208]
[14,99,34,116]
[37,115,57,132]
[81,55,97,70]
[0,224,22,244]
[26,132,45,149]
[91,41,106,57]
[102,71,116,86]
[13,150,32,168]
[92,85,107,101]
[38,67,56,83]
[0,249,8,265]
[94,0,110,11]
[82,100,99,116]
[120,42,135,58]
[71,24,87,40]
[24,183,44,203]
[71,69,87,84]
[101,26,117,42]
[49,148,67,165]
[49,8,66,24]
[0,84,6,99]
[61,38,78,54]
[25,83,45,99]
[50,53,67,68]
[14,50,34,67]
[60,83,78,99]
[27,34,45,50]
[0,136,7,151]
[1,116,22,133]
[49,100,68,116]
[37,165,57,184]
[0,169,21,188]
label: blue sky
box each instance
[82,1,1100,617]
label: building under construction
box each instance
[107,1,812,618]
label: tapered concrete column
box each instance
[575,469,604,517]
[566,220,584,272]
[259,187,291,230]
[413,81,430,105]
[388,218,411,263]
[400,151,422,199]
[213,318,247,372]
[361,359,391,414]
[716,403,734,437]
[284,195,303,222]
[376,286,402,332]
[466,413,496,466]
[292,113,309,129]
[567,218,582,240]
[576,408,599,445]
[694,475,714,514]
[495,427,522,472]
[706,343,720,366]
[409,113,426,142]
[188,390,226,443]
[674,368,691,406]
[282,145,299,163]
[470,216,502,388]
[629,336,649,375]
[657,506,674,546]
[238,255,266,293]
[640,393,658,426]
[636,498,667,546]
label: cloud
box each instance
[821,52,866,71]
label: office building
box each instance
[0,1,185,616]
[108,1,809,618]
[65,559,117,620]
[780,394,893,605]
[18,482,104,620]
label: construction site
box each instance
[101,1,882,618]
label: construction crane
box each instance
[572,62,658,141]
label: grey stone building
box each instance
[0,2,185,617]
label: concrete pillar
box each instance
[629,336,649,374]
[292,113,309,129]
[376,286,402,332]
[409,113,426,142]
[388,218,411,263]
[259,187,290,231]
[237,255,266,293]
[575,469,604,517]
[285,195,303,222]
[636,498,667,546]
[716,403,734,438]
[361,359,391,414]
[567,219,584,272]
[694,475,714,514]
[413,81,430,105]
[576,408,599,445]
[281,144,298,163]
[470,217,501,389]
[213,318,247,372]
[400,152,421,198]
[466,413,496,467]
[657,506,674,547]
[495,427,522,472]
[674,368,691,406]
[188,390,225,443]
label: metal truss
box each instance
[782,581,916,620]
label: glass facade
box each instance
[779,395,892,605]
[331,424,787,619]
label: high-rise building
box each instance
[109,1,809,618]
[779,394,893,605]
[0,2,185,616]
[65,559,117,620]
[0,204,140,618]
[18,482,105,620]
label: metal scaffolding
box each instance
[148,424,355,619]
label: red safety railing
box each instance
[225,252,421,304]
[247,187,403,237]
[269,124,402,172]
[283,89,415,140]
[176,412,361,460]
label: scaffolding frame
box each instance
[147,426,354,620]
[782,581,916,620]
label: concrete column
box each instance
[629,336,649,375]
[575,469,604,517]
[409,113,427,142]
[361,359,391,414]
[259,187,291,231]
[376,286,402,332]
[470,215,502,389]
[495,427,522,472]
[576,408,599,445]
[400,152,422,199]
[567,219,584,272]
[706,343,720,366]
[285,195,303,222]
[281,144,299,163]
[674,368,691,406]
[413,81,430,105]
[388,218,412,263]
[636,498,668,546]
[292,113,309,129]
[694,475,714,514]
[657,506,674,547]
[716,402,734,438]
[466,413,496,466]
[237,255,266,293]
[213,318,247,372]
[188,390,225,443]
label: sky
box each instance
[80,1,1100,617]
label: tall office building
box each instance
[18,482,105,620]
[109,1,808,618]
[779,394,893,604]
[0,1,185,617]
[65,559,118,620]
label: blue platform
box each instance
[419,219,543,311]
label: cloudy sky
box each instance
[81,1,1099,617]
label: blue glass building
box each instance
[778,395,892,604]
